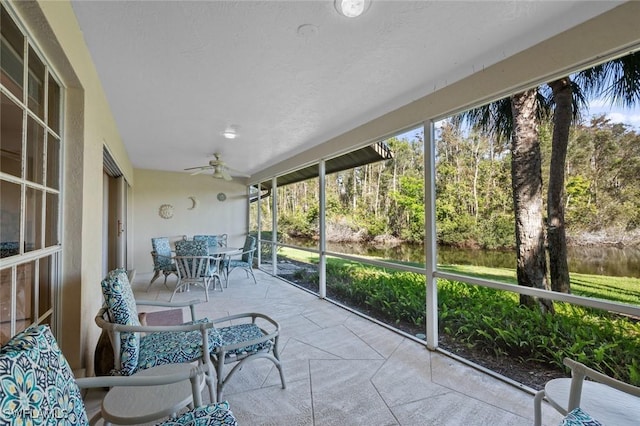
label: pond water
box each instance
[288,238,640,278]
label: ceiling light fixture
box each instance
[222,128,237,139]
[334,0,370,18]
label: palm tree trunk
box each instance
[510,89,554,314]
[547,78,572,294]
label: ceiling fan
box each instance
[184,153,245,181]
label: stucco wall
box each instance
[132,169,248,276]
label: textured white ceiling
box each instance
[70,1,620,178]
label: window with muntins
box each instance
[0,4,62,344]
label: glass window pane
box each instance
[0,180,21,258]
[0,93,24,177]
[0,267,12,344]
[45,192,59,247]
[1,5,25,99]
[46,133,60,190]
[27,46,45,119]
[47,74,60,134]
[25,186,42,252]
[38,256,52,318]
[16,261,35,334]
[26,115,45,184]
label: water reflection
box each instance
[288,238,640,278]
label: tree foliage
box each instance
[265,116,638,249]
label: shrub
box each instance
[324,259,640,385]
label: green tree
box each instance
[390,175,424,242]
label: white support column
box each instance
[319,160,327,299]
[424,121,438,350]
[271,177,278,276]
[255,185,262,269]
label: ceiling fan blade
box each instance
[186,153,245,180]
[189,168,210,176]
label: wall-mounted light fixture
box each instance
[335,0,370,18]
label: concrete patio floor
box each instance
[86,268,565,425]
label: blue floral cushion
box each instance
[228,259,250,268]
[559,408,603,426]
[157,401,237,425]
[137,319,223,372]
[194,235,218,251]
[175,239,208,256]
[0,324,89,425]
[152,237,175,270]
[217,323,272,356]
[101,268,141,376]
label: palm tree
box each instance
[458,52,640,312]
[510,90,554,313]
[458,93,554,312]
[545,77,576,294]
[546,52,640,294]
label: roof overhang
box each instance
[253,141,393,195]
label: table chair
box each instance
[148,237,178,291]
[534,357,640,426]
[0,324,237,425]
[226,235,257,284]
[174,239,224,301]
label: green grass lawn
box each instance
[438,264,640,306]
[279,246,640,306]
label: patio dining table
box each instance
[207,246,242,257]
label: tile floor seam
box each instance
[333,323,389,360]
[428,374,530,420]
[308,359,317,426]
[343,322,405,360]
[367,338,453,411]
[287,336,347,360]
[369,371,403,425]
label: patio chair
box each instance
[0,323,237,425]
[173,239,224,301]
[99,268,285,404]
[148,237,178,291]
[533,357,640,426]
[226,235,257,284]
[97,268,218,401]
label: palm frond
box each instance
[574,52,640,109]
